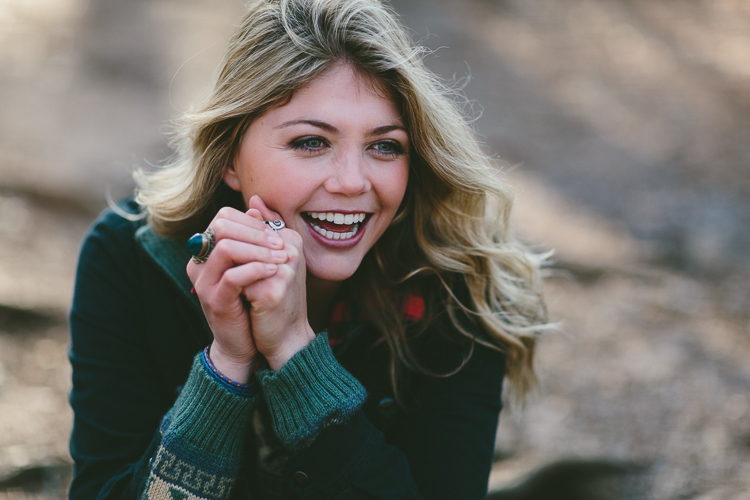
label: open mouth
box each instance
[303,211,369,241]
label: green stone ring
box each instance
[187,227,215,264]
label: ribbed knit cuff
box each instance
[167,353,256,458]
[256,332,367,452]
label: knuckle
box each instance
[212,218,228,235]
[216,206,237,219]
[222,272,240,288]
[286,244,299,259]
[267,284,284,303]
[213,239,232,255]
[277,265,295,282]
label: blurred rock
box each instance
[0,463,72,499]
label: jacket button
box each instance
[378,397,397,419]
[292,471,309,487]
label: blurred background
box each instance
[0,0,749,498]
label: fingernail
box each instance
[268,235,283,246]
[265,263,277,272]
[271,250,286,260]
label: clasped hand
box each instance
[186,195,315,383]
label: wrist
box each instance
[265,324,316,371]
[208,342,255,384]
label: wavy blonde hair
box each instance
[136,0,550,401]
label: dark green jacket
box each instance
[69,205,506,500]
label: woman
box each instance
[69,0,549,498]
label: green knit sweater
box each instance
[141,332,367,500]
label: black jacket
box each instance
[69,205,506,499]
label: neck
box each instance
[306,274,343,334]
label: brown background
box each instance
[1,0,749,498]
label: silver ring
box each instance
[264,219,285,232]
[187,226,215,264]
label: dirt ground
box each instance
[1,0,749,499]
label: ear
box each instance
[223,164,242,191]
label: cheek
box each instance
[384,164,410,212]
[259,181,314,221]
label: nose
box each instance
[324,150,371,196]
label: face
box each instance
[224,63,410,283]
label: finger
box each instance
[209,238,289,273]
[212,206,266,229]
[248,195,283,224]
[242,270,288,305]
[211,217,284,249]
[190,238,287,290]
[217,261,279,298]
[282,237,301,262]
[246,208,263,221]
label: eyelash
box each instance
[289,136,407,158]
[290,136,328,154]
[370,140,406,158]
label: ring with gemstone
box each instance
[187,227,216,264]
[264,219,285,232]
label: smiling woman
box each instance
[67,0,550,498]
[225,64,410,287]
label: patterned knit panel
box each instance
[142,441,238,500]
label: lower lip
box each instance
[304,217,370,249]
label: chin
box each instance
[307,260,361,283]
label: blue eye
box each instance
[371,140,406,157]
[303,138,323,148]
[291,136,328,154]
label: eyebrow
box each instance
[274,119,407,136]
[275,119,337,133]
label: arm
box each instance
[185,196,504,498]
[68,210,256,500]
[141,354,255,500]
[255,327,505,499]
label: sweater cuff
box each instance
[144,355,256,500]
[256,332,367,452]
[166,353,256,457]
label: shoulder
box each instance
[75,199,147,297]
[84,198,143,246]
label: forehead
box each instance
[262,64,403,127]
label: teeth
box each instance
[309,219,360,240]
[307,212,367,224]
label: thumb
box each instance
[248,195,283,224]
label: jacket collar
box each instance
[135,225,204,318]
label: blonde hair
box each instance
[136,0,550,401]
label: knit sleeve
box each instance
[141,354,256,500]
[254,332,367,452]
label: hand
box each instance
[186,202,288,382]
[242,196,316,371]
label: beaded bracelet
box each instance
[201,346,254,398]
